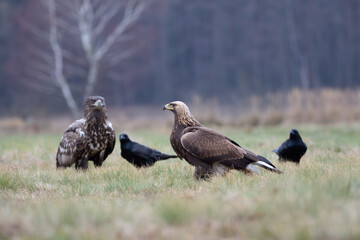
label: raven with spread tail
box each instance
[163,101,281,179]
[56,96,115,170]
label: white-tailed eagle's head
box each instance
[83,96,107,119]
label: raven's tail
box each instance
[252,155,282,174]
[158,154,178,161]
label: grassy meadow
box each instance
[0,125,359,239]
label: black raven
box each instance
[273,129,307,164]
[119,133,177,168]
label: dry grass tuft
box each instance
[222,88,360,127]
[189,88,360,128]
[1,88,360,132]
[0,117,25,133]
[281,88,360,125]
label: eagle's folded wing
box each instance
[57,119,87,166]
[180,127,247,165]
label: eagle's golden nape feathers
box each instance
[163,101,198,127]
[56,96,115,171]
[164,100,282,179]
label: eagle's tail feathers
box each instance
[253,157,282,174]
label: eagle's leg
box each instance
[194,166,214,180]
[76,158,88,170]
[56,161,65,169]
[93,150,105,167]
[56,154,74,169]
[56,163,71,169]
[93,159,103,167]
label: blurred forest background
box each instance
[0,0,360,128]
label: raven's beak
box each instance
[163,103,173,111]
[94,100,103,107]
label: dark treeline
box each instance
[0,0,359,116]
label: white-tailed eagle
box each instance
[56,96,115,170]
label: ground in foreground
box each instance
[0,125,359,239]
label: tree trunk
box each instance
[48,0,79,118]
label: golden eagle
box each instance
[56,96,115,170]
[163,101,282,179]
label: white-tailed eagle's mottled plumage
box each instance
[163,101,282,179]
[56,96,115,170]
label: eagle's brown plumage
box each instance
[163,101,281,179]
[56,96,115,170]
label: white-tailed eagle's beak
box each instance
[163,103,174,111]
[94,100,103,107]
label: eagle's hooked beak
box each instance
[163,103,173,111]
[94,100,103,107]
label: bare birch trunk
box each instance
[25,0,148,116]
[78,0,148,100]
[48,0,79,117]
